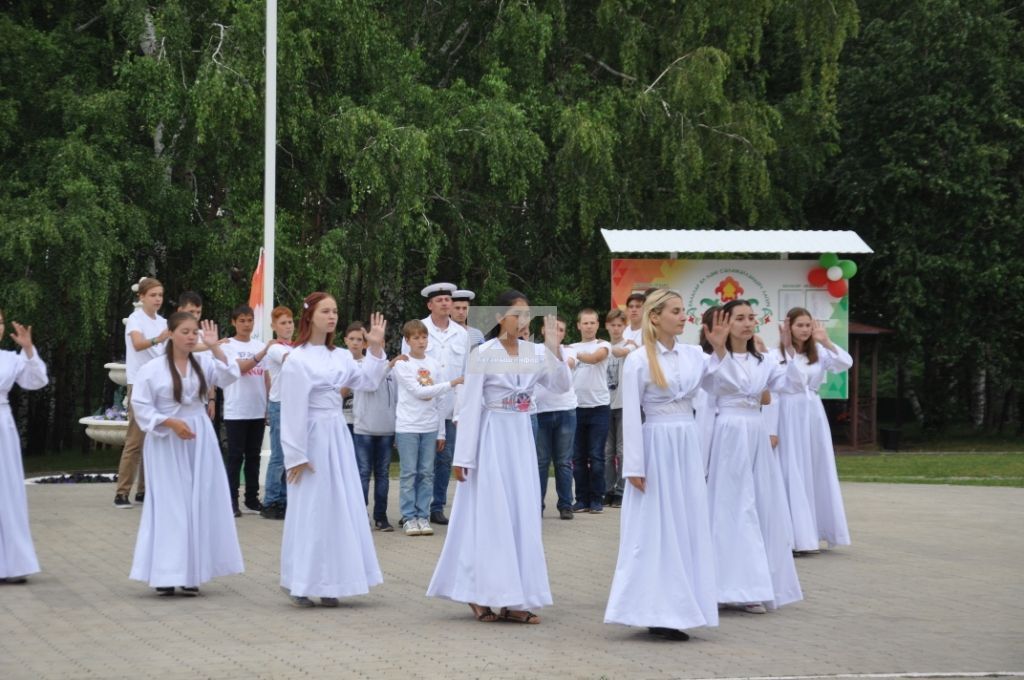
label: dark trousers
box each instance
[573,405,610,507]
[225,419,264,508]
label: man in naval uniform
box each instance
[451,289,486,349]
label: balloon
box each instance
[807,267,829,287]
[839,260,858,279]
[827,265,843,281]
[819,252,840,268]
[827,279,848,298]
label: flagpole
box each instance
[262,0,277,342]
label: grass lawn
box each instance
[837,453,1024,488]
[22,448,123,475]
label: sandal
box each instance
[499,607,540,624]
[469,603,499,622]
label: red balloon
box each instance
[807,267,829,287]
[827,278,848,298]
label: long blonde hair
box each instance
[642,289,682,389]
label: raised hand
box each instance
[365,312,387,348]
[9,321,33,350]
[542,314,560,356]
[811,320,829,344]
[779,318,793,349]
[702,309,730,353]
[201,319,220,344]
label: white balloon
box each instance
[827,265,843,281]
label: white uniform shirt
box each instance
[265,342,292,403]
[124,309,167,385]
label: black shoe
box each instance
[430,511,449,526]
[648,627,689,641]
[242,499,263,514]
[233,506,242,518]
[179,587,199,597]
[113,494,132,509]
[558,508,574,520]
[134,492,145,503]
[156,587,175,597]
[603,493,615,506]
[611,495,623,508]
[375,519,394,532]
[1,576,28,584]
[260,502,285,519]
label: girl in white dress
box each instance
[773,307,854,552]
[427,290,570,624]
[279,293,389,607]
[703,299,803,613]
[129,313,243,596]
[604,290,728,641]
[0,315,48,583]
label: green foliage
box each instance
[3,0,877,451]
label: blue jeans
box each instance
[263,401,286,506]
[573,405,610,506]
[535,409,576,511]
[353,433,393,522]
[431,419,456,514]
[396,432,436,520]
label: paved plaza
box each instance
[1,480,1022,680]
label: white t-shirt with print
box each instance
[221,337,267,420]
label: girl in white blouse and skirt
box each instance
[703,299,803,614]
[604,290,728,641]
[772,307,854,552]
[129,313,242,596]
[427,290,570,624]
[279,293,390,607]
[0,314,48,583]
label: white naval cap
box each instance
[452,289,475,302]
[421,282,457,299]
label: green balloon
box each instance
[839,260,858,279]
[819,252,840,268]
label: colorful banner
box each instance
[248,248,266,344]
[611,259,850,398]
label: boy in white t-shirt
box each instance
[341,322,365,436]
[260,305,294,520]
[570,308,611,513]
[603,308,638,507]
[221,304,271,517]
[393,320,462,537]
[533,317,578,520]
[622,291,646,346]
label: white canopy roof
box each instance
[600,229,873,254]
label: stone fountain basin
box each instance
[79,417,128,448]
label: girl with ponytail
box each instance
[128,312,244,596]
[604,290,729,642]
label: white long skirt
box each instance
[0,406,40,579]
[707,408,802,609]
[427,410,551,609]
[281,409,382,598]
[130,408,243,588]
[604,416,718,630]
[777,393,851,549]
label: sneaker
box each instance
[590,503,604,514]
[404,519,422,536]
[260,502,280,519]
[743,603,767,614]
[134,492,145,503]
[558,508,574,520]
[290,595,315,608]
[232,506,242,518]
[375,519,394,532]
[571,502,590,513]
[179,587,199,597]
[418,517,434,536]
[113,494,132,509]
[319,597,339,607]
[242,499,263,514]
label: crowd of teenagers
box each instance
[0,279,854,641]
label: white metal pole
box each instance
[262,0,277,342]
